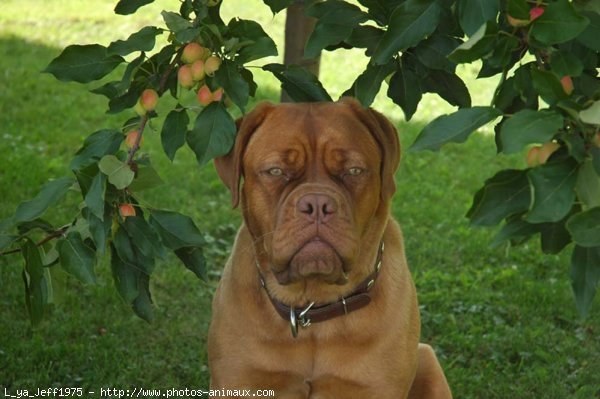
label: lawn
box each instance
[1,1,599,398]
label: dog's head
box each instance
[215,98,400,304]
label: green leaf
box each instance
[576,160,600,209]
[98,155,135,190]
[175,246,207,281]
[187,103,236,166]
[422,70,471,108]
[499,109,564,154]
[149,210,204,250]
[410,107,501,151]
[507,0,529,20]
[132,274,154,323]
[448,22,498,63]
[70,129,124,171]
[82,207,111,255]
[372,0,442,65]
[304,1,368,58]
[161,108,189,162]
[263,0,293,14]
[358,0,404,24]
[531,0,590,45]
[14,177,74,224]
[57,232,97,285]
[531,67,568,105]
[539,220,572,255]
[352,61,395,107]
[17,217,54,235]
[413,35,459,73]
[21,239,49,325]
[91,54,145,100]
[108,26,163,57]
[550,50,584,78]
[567,208,600,247]
[161,11,193,32]
[263,63,332,102]
[492,215,538,247]
[1,233,19,251]
[241,68,258,97]
[228,19,278,64]
[387,63,422,121]
[110,244,139,303]
[593,147,600,176]
[114,0,154,15]
[579,100,600,125]
[44,45,124,83]
[214,60,250,113]
[123,216,165,260]
[305,23,355,59]
[346,26,385,56]
[570,245,600,316]
[84,173,106,221]
[467,169,531,226]
[526,157,579,223]
[457,0,500,36]
[576,11,600,51]
[129,164,164,192]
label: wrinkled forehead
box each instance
[243,102,380,164]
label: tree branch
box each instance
[126,50,182,165]
[0,227,67,256]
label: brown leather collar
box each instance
[259,242,384,338]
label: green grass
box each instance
[1,1,599,397]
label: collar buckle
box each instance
[290,301,315,338]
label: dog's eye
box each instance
[267,167,284,177]
[347,167,363,176]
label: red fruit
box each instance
[529,7,544,21]
[125,130,143,149]
[204,56,222,76]
[197,85,213,105]
[178,65,194,89]
[560,76,574,95]
[119,204,136,218]
[213,87,224,102]
[182,43,205,64]
[191,60,205,81]
[140,89,159,112]
[526,146,541,167]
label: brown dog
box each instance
[209,98,452,398]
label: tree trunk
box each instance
[281,0,321,102]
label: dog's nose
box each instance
[297,193,338,223]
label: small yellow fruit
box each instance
[191,60,205,81]
[181,43,205,64]
[197,85,213,106]
[204,56,222,76]
[213,88,224,102]
[507,14,530,27]
[538,142,560,164]
[560,76,574,95]
[593,132,600,148]
[526,146,541,167]
[178,65,194,89]
[125,130,143,149]
[140,89,159,112]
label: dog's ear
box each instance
[339,97,401,200]
[214,102,275,208]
